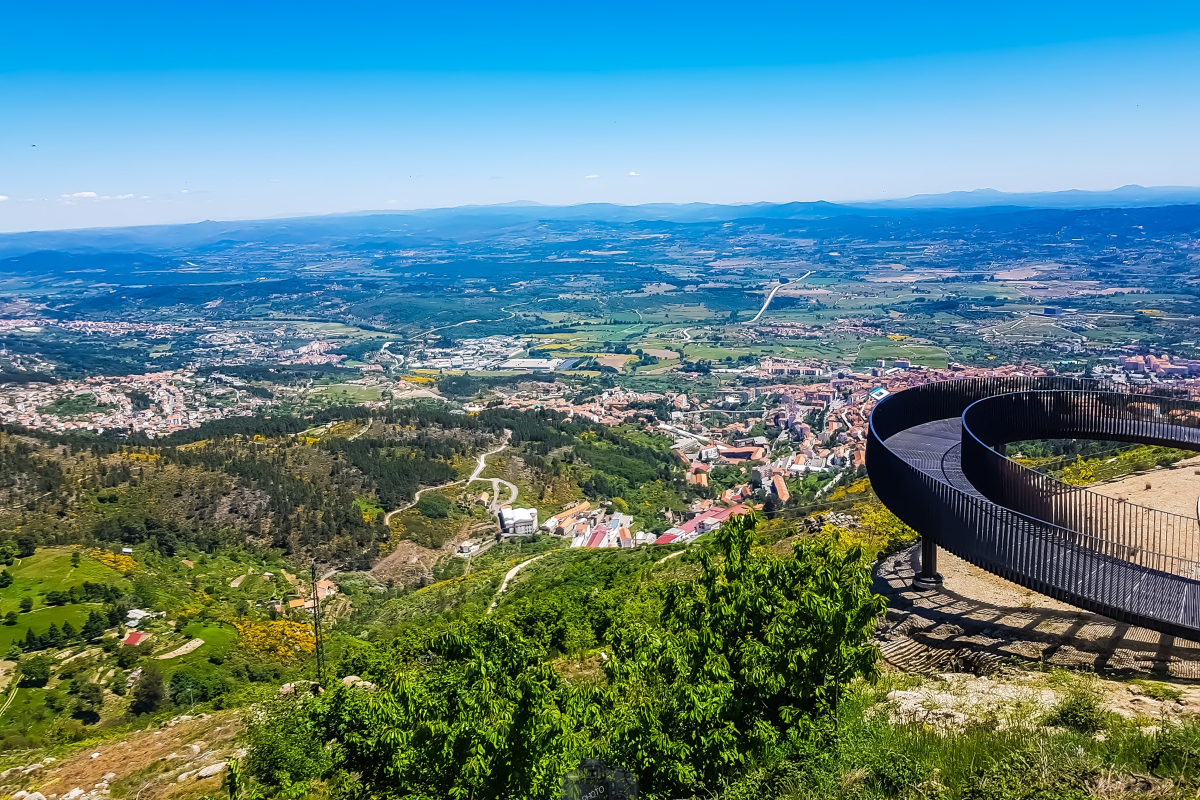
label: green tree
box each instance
[243,695,333,794]
[131,664,166,714]
[43,622,63,648]
[107,669,127,696]
[75,682,105,717]
[116,641,152,669]
[82,610,108,640]
[0,569,11,588]
[2,611,15,626]
[600,513,886,796]
[19,654,52,687]
[62,620,79,641]
[301,622,583,800]
[170,664,228,705]
[18,596,32,613]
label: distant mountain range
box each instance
[855,185,1200,210]
[1,185,1198,254]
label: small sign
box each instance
[561,758,638,800]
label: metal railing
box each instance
[961,390,1200,579]
[866,376,1200,639]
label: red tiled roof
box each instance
[123,632,148,646]
[675,504,749,535]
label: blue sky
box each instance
[1,1,1199,231]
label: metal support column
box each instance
[913,536,944,591]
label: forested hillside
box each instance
[0,403,695,571]
[3,407,1200,799]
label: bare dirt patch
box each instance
[371,539,443,587]
[157,638,205,660]
[596,355,632,370]
[1088,455,1200,519]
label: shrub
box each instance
[244,696,332,790]
[58,719,86,742]
[170,663,228,705]
[415,493,451,519]
[867,747,927,795]
[1044,683,1110,734]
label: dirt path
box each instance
[656,550,685,565]
[487,554,548,614]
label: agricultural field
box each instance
[855,340,950,368]
[307,383,384,404]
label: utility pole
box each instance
[310,561,326,687]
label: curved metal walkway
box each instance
[867,376,1200,640]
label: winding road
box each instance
[383,434,516,525]
[747,270,813,324]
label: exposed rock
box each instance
[196,763,226,779]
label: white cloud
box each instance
[63,191,97,198]
[629,171,640,177]
[585,174,600,179]
[180,189,189,194]
[115,194,134,200]
[0,195,8,202]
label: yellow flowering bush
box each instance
[88,549,139,574]
[234,619,316,663]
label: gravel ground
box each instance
[875,544,1200,678]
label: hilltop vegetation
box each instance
[238,510,1200,800]
[3,403,1200,798]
